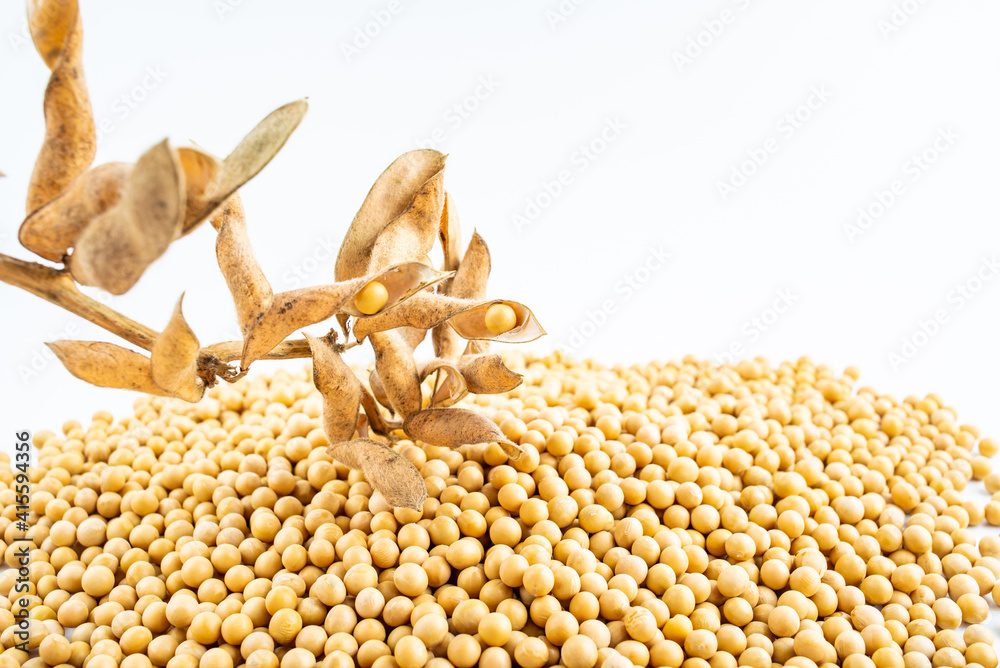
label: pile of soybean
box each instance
[2,353,1000,668]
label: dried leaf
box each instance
[370,330,422,419]
[19,162,131,261]
[212,194,272,339]
[305,334,361,443]
[404,408,525,461]
[433,230,490,359]
[26,0,96,214]
[336,149,446,282]
[47,340,165,396]
[458,353,523,395]
[68,140,185,294]
[150,295,204,403]
[359,383,401,437]
[367,169,446,273]
[327,438,426,510]
[448,300,546,343]
[353,293,476,343]
[177,147,221,234]
[419,358,468,408]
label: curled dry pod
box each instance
[448,300,546,343]
[359,383,401,437]
[338,262,451,318]
[305,333,361,444]
[418,358,468,408]
[366,169,446,273]
[433,230,491,360]
[183,99,308,233]
[212,194,272,339]
[150,296,204,403]
[368,369,391,410]
[403,408,525,461]
[458,353,523,395]
[397,326,428,352]
[68,139,185,295]
[336,149,446,282]
[439,192,462,274]
[18,162,132,262]
[47,341,165,396]
[177,147,221,234]
[327,439,426,510]
[353,293,475,343]
[26,0,96,214]
[370,330,422,419]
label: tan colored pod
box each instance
[337,263,451,318]
[327,438,426,510]
[213,193,273,340]
[177,146,222,234]
[369,368,392,409]
[47,340,166,396]
[26,0,96,214]
[68,139,185,295]
[370,330,422,419]
[447,300,546,344]
[403,408,524,461]
[353,293,476,343]
[18,162,132,262]
[366,169,446,273]
[150,295,204,403]
[359,383,401,437]
[336,149,446,282]
[457,353,523,395]
[418,359,468,408]
[433,230,490,360]
[305,333,361,444]
[439,192,463,274]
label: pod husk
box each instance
[403,407,524,461]
[433,230,490,359]
[366,169,446,273]
[359,383,401,437]
[353,293,476,343]
[26,0,96,214]
[439,192,462,274]
[335,149,446,282]
[418,358,468,408]
[47,340,165,396]
[458,353,523,395]
[177,146,222,234]
[18,162,131,262]
[337,263,451,318]
[150,296,204,403]
[368,368,392,410]
[68,140,185,295]
[370,330,421,419]
[305,334,361,444]
[327,438,426,510]
[212,194,272,340]
[447,299,546,343]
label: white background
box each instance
[1,0,999,584]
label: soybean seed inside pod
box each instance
[484,302,517,335]
[4,352,1000,668]
[354,280,389,315]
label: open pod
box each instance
[447,300,546,343]
[419,358,469,408]
[338,263,452,318]
[458,353,523,395]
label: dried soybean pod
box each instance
[404,408,524,461]
[370,330,422,419]
[336,150,447,282]
[18,162,132,262]
[183,100,308,231]
[369,369,392,409]
[212,194,272,339]
[439,192,463,274]
[337,263,452,319]
[150,296,204,403]
[177,147,221,234]
[448,300,545,344]
[418,359,469,408]
[69,140,185,295]
[328,439,427,510]
[353,293,476,343]
[26,0,96,214]
[305,333,361,443]
[397,326,428,352]
[366,168,446,273]
[46,341,165,396]
[433,231,491,360]
[359,383,401,437]
[457,353,523,395]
